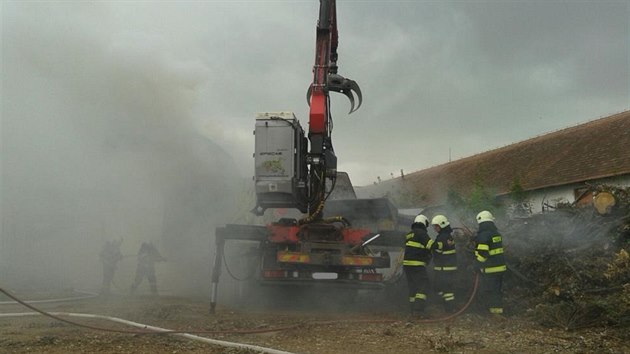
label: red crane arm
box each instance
[309,0,336,136]
[304,0,361,219]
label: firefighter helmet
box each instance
[431,215,450,227]
[413,214,429,227]
[476,210,495,224]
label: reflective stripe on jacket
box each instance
[431,225,457,271]
[475,221,506,273]
[403,224,433,267]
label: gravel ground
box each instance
[1,292,629,354]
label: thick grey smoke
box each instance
[1,3,243,295]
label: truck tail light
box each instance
[341,256,374,266]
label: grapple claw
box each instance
[306,85,313,105]
[306,74,363,114]
[327,73,363,114]
[342,90,356,113]
[347,79,362,113]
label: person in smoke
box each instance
[130,242,166,295]
[99,239,123,295]
[403,214,433,317]
[474,210,507,315]
[430,214,458,312]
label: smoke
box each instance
[1,3,242,295]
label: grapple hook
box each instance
[327,74,362,114]
[306,73,363,114]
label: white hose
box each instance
[0,312,296,354]
[0,290,98,305]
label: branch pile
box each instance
[502,186,630,330]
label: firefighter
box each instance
[99,239,123,295]
[130,242,166,295]
[403,214,433,317]
[430,214,457,312]
[474,210,507,315]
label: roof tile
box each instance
[399,111,630,205]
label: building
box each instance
[361,110,630,214]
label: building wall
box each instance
[506,174,630,215]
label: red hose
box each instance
[414,272,480,323]
[305,272,481,326]
[1,274,480,335]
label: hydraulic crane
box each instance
[302,0,362,220]
[251,0,362,219]
[211,0,402,313]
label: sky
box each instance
[3,1,629,186]
[0,0,628,292]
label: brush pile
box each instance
[502,185,630,330]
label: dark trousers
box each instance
[479,272,504,314]
[101,265,116,295]
[404,266,428,313]
[434,269,456,309]
[130,264,157,294]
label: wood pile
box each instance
[501,185,630,330]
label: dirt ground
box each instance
[2,290,629,354]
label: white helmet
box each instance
[431,215,449,227]
[476,210,495,224]
[413,214,429,227]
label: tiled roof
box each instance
[398,110,630,205]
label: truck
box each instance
[210,0,405,312]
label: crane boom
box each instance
[252,0,361,219]
[211,2,399,314]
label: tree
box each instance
[508,178,532,217]
[467,176,499,214]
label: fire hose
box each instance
[0,276,480,354]
[0,286,299,335]
[308,272,481,326]
[416,272,480,323]
[0,273,480,354]
[0,286,298,354]
[0,290,98,305]
[0,310,296,354]
[1,273,479,335]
